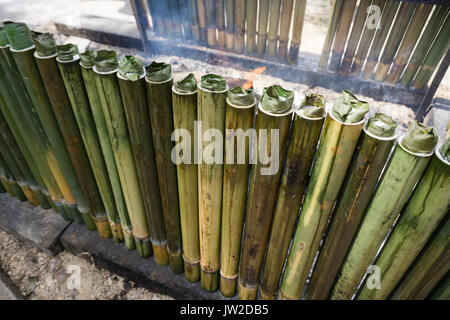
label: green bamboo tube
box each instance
[350,0,387,75]
[197,74,228,291]
[146,62,183,273]
[219,87,256,297]
[197,0,207,42]
[319,0,344,69]
[330,122,438,300]
[246,0,257,54]
[0,153,26,200]
[373,2,418,82]
[225,0,234,50]
[400,6,450,87]
[412,14,450,90]
[172,74,200,282]
[239,85,293,300]
[79,51,135,249]
[385,4,433,84]
[277,0,294,61]
[280,91,369,300]
[307,113,397,300]
[361,0,401,79]
[260,94,326,300]
[428,274,450,300]
[0,136,28,202]
[288,0,307,65]
[357,140,449,300]
[391,216,450,300]
[233,0,245,53]
[117,56,168,259]
[328,0,357,71]
[93,50,152,258]
[216,0,225,48]
[256,0,270,56]
[266,0,282,57]
[339,0,372,75]
[205,0,217,47]
[189,0,200,41]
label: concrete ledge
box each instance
[0,270,25,300]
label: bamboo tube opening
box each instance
[398,136,435,158]
[435,142,450,166]
[362,123,398,141]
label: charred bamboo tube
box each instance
[117,56,168,260]
[172,74,201,281]
[197,0,207,42]
[146,62,183,273]
[373,2,418,82]
[197,74,228,291]
[319,0,344,69]
[288,0,307,65]
[216,0,225,48]
[266,0,282,57]
[280,90,369,300]
[362,0,401,79]
[256,0,270,56]
[205,0,217,47]
[219,87,256,297]
[79,51,135,249]
[225,0,234,50]
[0,153,26,200]
[189,0,200,41]
[277,0,294,61]
[385,4,433,84]
[170,0,183,39]
[339,0,372,75]
[93,50,152,257]
[246,0,257,54]
[400,6,450,87]
[412,15,450,90]
[260,94,326,300]
[180,0,193,40]
[239,85,293,300]
[357,139,450,300]
[330,122,438,300]
[306,113,397,300]
[391,216,450,300]
[233,0,245,53]
[328,0,357,71]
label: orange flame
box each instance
[242,66,266,90]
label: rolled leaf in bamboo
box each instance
[319,0,344,69]
[280,90,369,300]
[357,139,449,300]
[330,122,438,300]
[146,62,183,273]
[233,0,245,53]
[288,0,307,65]
[260,94,326,300]
[277,0,294,61]
[239,85,293,300]
[256,0,270,56]
[246,0,257,54]
[172,73,200,281]
[307,113,397,300]
[266,0,282,57]
[219,87,256,297]
[189,0,200,41]
[224,0,234,50]
[197,74,228,291]
[197,0,207,42]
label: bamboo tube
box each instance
[277,0,294,61]
[307,113,397,300]
[205,0,217,47]
[189,0,200,41]
[266,0,282,57]
[373,2,418,82]
[197,74,228,291]
[260,94,326,300]
[239,85,293,300]
[197,0,207,42]
[225,0,234,50]
[280,90,369,300]
[256,0,270,56]
[288,0,307,65]
[146,62,183,273]
[180,0,193,40]
[172,74,200,281]
[0,153,26,200]
[93,50,152,258]
[361,0,401,79]
[79,51,135,250]
[412,15,450,90]
[429,275,450,300]
[400,6,450,87]
[339,0,372,75]
[357,140,449,300]
[170,0,184,39]
[219,87,256,297]
[328,0,357,71]
[385,4,433,84]
[216,0,225,48]
[246,0,257,54]
[391,216,450,300]
[233,0,245,53]
[330,122,438,300]
[117,56,168,260]
[319,0,344,69]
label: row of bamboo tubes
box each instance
[0,21,448,300]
